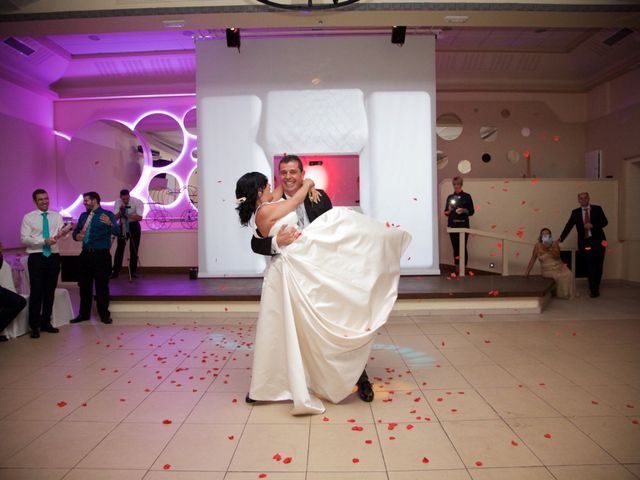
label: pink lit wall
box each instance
[0,78,55,249]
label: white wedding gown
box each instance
[249,206,411,415]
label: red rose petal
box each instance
[162,419,172,424]
[365,439,373,444]
[387,422,397,430]
[389,436,396,440]
[228,435,234,440]
[272,453,282,461]
[259,474,267,479]
[511,440,519,446]
[352,458,360,463]
[323,416,330,422]
[406,424,414,430]
[347,418,356,423]
[422,457,429,464]
[352,425,364,431]
[544,433,552,439]
[475,460,483,467]
[57,401,67,408]
[163,464,171,470]
[282,457,292,464]
[591,400,599,405]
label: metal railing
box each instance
[447,227,576,277]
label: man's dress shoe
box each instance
[70,316,89,324]
[40,325,59,333]
[357,379,374,402]
[30,329,40,339]
[100,316,113,324]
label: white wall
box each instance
[196,36,438,277]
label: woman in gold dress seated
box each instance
[525,227,575,299]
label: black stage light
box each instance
[391,26,406,45]
[226,28,240,49]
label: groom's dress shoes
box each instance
[357,379,374,402]
[70,316,89,324]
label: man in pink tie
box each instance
[559,192,608,298]
[20,189,67,338]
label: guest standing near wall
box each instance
[71,191,119,324]
[444,176,474,272]
[559,192,608,298]
[20,189,67,338]
[111,189,144,279]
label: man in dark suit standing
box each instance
[559,192,608,298]
[250,154,374,403]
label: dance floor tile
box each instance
[455,364,520,388]
[6,388,98,421]
[547,464,638,480]
[440,348,495,367]
[124,391,203,423]
[309,393,374,425]
[570,416,640,463]
[501,363,575,387]
[2,421,115,468]
[105,365,174,391]
[307,423,385,471]
[368,366,420,392]
[186,392,253,424]
[0,468,68,479]
[533,385,621,417]
[0,420,56,462]
[428,333,475,350]
[308,473,388,480]
[206,368,253,393]
[0,388,47,419]
[65,389,149,422]
[156,367,216,392]
[476,387,561,418]
[506,417,616,465]
[425,389,499,421]
[411,365,471,390]
[78,422,178,469]
[468,467,555,480]
[388,471,472,480]
[247,401,312,425]
[225,473,303,480]
[376,421,464,470]
[582,385,640,416]
[151,423,243,471]
[370,389,435,424]
[65,469,145,480]
[228,424,309,472]
[441,419,541,468]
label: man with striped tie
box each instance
[20,189,67,339]
[71,191,119,325]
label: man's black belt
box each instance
[82,248,109,253]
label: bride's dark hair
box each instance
[235,171,268,226]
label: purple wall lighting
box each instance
[56,106,198,230]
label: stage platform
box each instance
[103,272,555,320]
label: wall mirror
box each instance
[436,150,448,169]
[148,172,180,206]
[136,113,184,167]
[507,150,521,164]
[436,113,463,141]
[61,119,143,205]
[480,126,498,142]
[187,168,199,208]
[183,108,197,136]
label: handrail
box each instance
[446,227,576,277]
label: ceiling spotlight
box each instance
[391,26,406,46]
[226,28,240,50]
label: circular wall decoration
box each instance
[436,113,463,141]
[480,126,498,142]
[457,159,471,174]
[521,127,531,137]
[507,150,521,164]
[436,150,449,169]
[481,153,492,163]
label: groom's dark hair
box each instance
[279,154,304,172]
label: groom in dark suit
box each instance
[250,154,374,403]
[559,192,608,298]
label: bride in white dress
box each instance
[235,172,411,415]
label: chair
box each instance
[0,260,29,339]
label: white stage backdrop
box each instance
[196,36,438,277]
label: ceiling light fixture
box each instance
[255,0,360,10]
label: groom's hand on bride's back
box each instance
[276,225,298,247]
